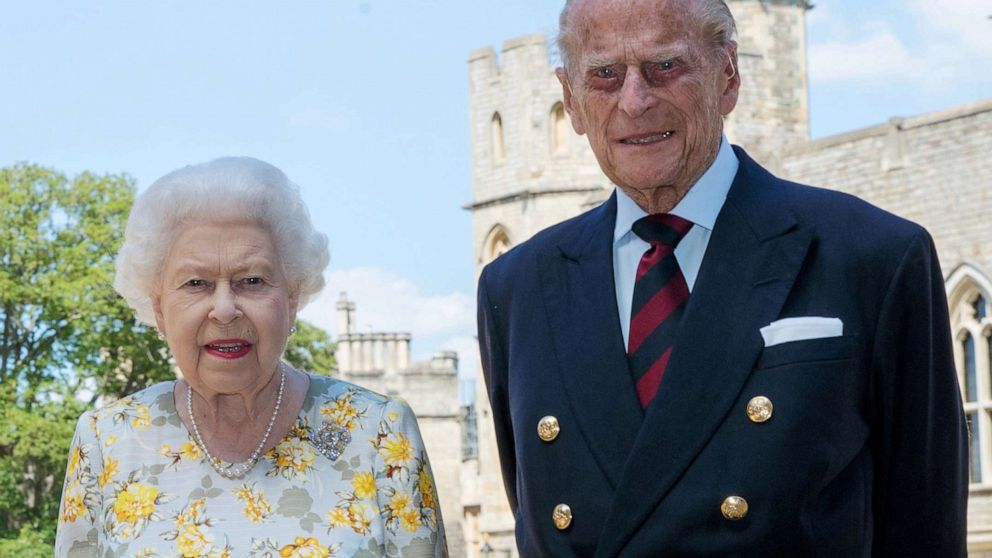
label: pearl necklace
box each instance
[187,366,286,480]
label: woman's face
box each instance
[153,220,297,395]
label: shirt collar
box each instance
[614,136,739,242]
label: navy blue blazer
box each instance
[477,147,968,557]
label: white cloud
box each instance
[299,266,479,379]
[808,2,992,96]
[910,0,992,54]
[810,30,914,82]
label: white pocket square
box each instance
[760,317,843,347]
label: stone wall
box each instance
[781,100,992,279]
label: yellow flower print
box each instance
[418,467,437,510]
[162,498,231,558]
[98,456,119,487]
[400,508,421,532]
[320,393,364,432]
[387,411,399,422]
[388,491,411,514]
[234,483,272,524]
[131,404,152,429]
[325,502,374,536]
[176,523,211,557]
[266,436,315,480]
[113,482,159,524]
[349,503,373,535]
[380,433,413,467]
[106,475,170,542]
[59,479,87,523]
[325,507,350,529]
[134,548,159,558]
[278,536,332,558]
[67,446,84,475]
[351,471,376,500]
[179,441,203,461]
[162,439,205,469]
[105,434,118,447]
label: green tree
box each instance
[0,163,173,552]
[284,319,336,376]
[0,164,173,407]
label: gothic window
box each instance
[482,225,511,265]
[550,102,568,155]
[491,112,505,164]
[948,266,992,487]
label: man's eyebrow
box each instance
[579,43,692,70]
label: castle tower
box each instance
[465,2,811,555]
[724,0,811,171]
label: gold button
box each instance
[746,396,773,423]
[721,496,749,520]
[552,503,572,530]
[537,415,560,442]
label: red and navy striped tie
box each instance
[628,214,694,408]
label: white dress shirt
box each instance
[613,137,739,348]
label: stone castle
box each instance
[462,1,992,557]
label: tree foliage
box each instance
[284,319,336,376]
[0,164,174,407]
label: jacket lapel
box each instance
[538,192,643,488]
[595,149,814,556]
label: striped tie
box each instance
[628,214,694,408]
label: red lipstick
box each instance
[204,339,252,359]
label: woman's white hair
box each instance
[114,156,330,326]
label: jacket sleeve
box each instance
[477,265,518,513]
[870,230,968,557]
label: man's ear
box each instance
[719,45,740,116]
[556,67,587,135]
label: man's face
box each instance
[557,0,739,205]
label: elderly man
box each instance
[476,0,968,556]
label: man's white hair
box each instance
[113,156,330,326]
[557,0,738,73]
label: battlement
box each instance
[334,292,412,375]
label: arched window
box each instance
[482,225,511,265]
[491,112,505,164]
[947,264,992,486]
[550,102,569,155]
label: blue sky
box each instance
[2,1,990,382]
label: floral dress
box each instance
[55,373,447,558]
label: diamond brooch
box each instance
[312,422,351,461]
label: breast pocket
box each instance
[755,334,858,370]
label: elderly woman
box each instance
[55,157,446,557]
